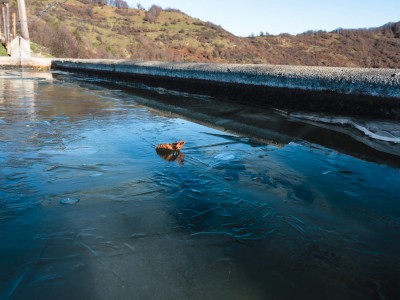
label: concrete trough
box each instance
[51,59,400,119]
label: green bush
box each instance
[0,45,7,56]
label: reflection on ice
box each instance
[155,148,185,164]
[287,112,400,143]
[283,111,400,156]
[1,70,400,299]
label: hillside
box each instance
[251,23,400,68]
[22,0,400,68]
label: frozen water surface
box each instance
[1,70,400,300]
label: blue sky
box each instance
[127,0,400,36]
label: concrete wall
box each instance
[51,59,400,99]
[0,56,51,68]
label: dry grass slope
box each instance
[26,0,400,68]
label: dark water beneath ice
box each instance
[0,70,399,299]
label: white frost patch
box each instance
[214,153,235,160]
[60,197,80,205]
[40,146,99,155]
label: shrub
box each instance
[30,20,91,58]
[144,5,162,22]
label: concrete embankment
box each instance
[0,57,51,69]
[50,59,400,119]
[2,57,400,118]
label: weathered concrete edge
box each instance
[51,59,400,99]
[0,57,52,69]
